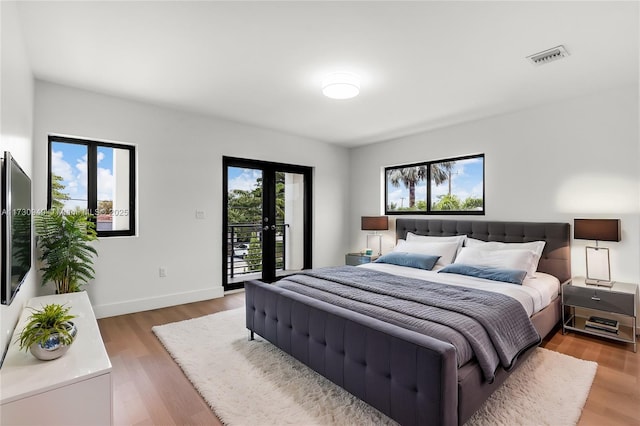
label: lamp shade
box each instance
[361,216,388,231]
[574,219,621,242]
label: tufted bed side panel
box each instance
[245,279,459,426]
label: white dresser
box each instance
[0,292,112,425]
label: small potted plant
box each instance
[17,303,78,361]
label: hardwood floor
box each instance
[542,327,640,426]
[98,293,244,426]
[98,292,639,426]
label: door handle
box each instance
[591,296,600,301]
[263,225,269,231]
[271,225,276,231]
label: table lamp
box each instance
[361,216,388,256]
[574,218,621,286]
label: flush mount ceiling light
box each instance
[322,72,360,99]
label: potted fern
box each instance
[34,209,98,294]
[17,303,77,360]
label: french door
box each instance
[223,157,312,291]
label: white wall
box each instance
[33,81,350,318]
[0,1,36,354]
[349,86,640,283]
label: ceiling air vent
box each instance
[526,45,569,66]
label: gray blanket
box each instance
[277,266,540,382]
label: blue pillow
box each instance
[374,252,440,270]
[438,264,527,285]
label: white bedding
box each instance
[358,262,560,316]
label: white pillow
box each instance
[393,240,460,266]
[463,239,545,275]
[464,238,487,247]
[454,247,537,276]
[406,233,466,257]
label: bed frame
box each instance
[245,219,570,425]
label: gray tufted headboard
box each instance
[395,218,571,283]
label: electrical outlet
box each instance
[195,210,205,219]
[159,267,167,278]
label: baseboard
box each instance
[92,287,225,319]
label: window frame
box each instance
[47,135,136,237]
[384,153,485,216]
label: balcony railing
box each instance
[227,223,288,279]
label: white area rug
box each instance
[153,308,597,426]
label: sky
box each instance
[228,167,262,192]
[386,157,484,209]
[51,142,115,210]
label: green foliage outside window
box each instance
[50,174,70,210]
[246,233,262,272]
[432,194,462,211]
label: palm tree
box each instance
[388,166,426,208]
[431,161,456,195]
[34,209,98,293]
[50,174,70,210]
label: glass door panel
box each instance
[276,171,305,277]
[226,166,263,286]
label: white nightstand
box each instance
[562,277,637,352]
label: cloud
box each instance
[51,150,74,181]
[96,147,114,202]
[387,188,405,206]
[74,155,89,200]
[50,151,87,209]
[470,182,483,198]
[432,183,448,197]
[97,167,115,202]
[229,169,262,191]
[453,163,466,176]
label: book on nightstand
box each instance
[585,316,619,333]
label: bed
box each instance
[245,219,570,425]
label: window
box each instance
[385,153,484,215]
[48,135,136,236]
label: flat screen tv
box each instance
[1,151,32,305]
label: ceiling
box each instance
[14,1,639,147]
